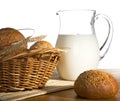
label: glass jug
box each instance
[56,10,113,80]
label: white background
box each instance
[0,0,120,69]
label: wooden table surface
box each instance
[20,69,120,101]
[21,88,120,101]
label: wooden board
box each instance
[0,75,74,101]
[1,69,120,101]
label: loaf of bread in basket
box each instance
[30,40,53,50]
[0,27,27,57]
[0,27,61,92]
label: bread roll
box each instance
[30,41,53,50]
[74,70,119,99]
[0,27,27,56]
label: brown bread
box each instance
[74,70,119,99]
[0,27,27,56]
[30,40,53,50]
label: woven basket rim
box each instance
[1,48,61,62]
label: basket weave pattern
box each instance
[0,48,60,92]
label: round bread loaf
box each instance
[30,41,53,50]
[74,70,119,99]
[0,27,27,56]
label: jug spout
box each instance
[56,10,96,35]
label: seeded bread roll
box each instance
[74,70,119,99]
[0,27,27,56]
[30,41,53,50]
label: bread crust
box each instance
[0,27,27,56]
[30,41,53,50]
[74,70,119,99]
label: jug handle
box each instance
[94,14,113,60]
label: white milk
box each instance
[56,34,100,80]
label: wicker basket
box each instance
[0,48,61,92]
